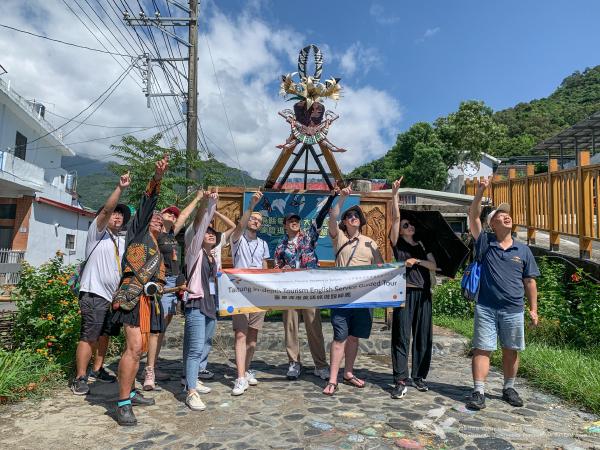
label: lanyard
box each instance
[107,231,122,275]
[244,235,261,265]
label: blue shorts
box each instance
[472,303,525,351]
[331,308,373,341]
[160,275,178,317]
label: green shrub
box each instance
[433,258,599,348]
[12,253,82,367]
[432,277,473,317]
[0,349,61,402]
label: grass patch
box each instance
[433,314,600,414]
[0,349,63,403]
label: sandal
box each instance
[322,382,338,396]
[343,375,366,388]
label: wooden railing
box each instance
[465,150,599,259]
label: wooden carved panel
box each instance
[360,202,390,262]
[214,189,244,268]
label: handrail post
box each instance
[577,150,592,259]
[548,159,560,251]
[508,167,516,233]
[526,164,535,245]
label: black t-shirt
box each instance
[393,238,430,290]
[158,231,180,277]
[187,250,217,320]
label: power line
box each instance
[14,61,137,149]
[32,121,183,151]
[45,109,154,129]
[0,23,132,57]
[204,34,247,187]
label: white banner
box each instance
[217,263,405,316]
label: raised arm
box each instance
[469,177,489,240]
[231,191,262,243]
[388,177,403,246]
[97,172,130,232]
[214,210,236,242]
[126,156,168,244]
[328,186,350,239]
[172,189,203,235]
[188,193,218,262]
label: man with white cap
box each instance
[466,178,540,411]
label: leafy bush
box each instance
[0,349,61,402]
[432,277,473,317]
[433,257,600,348]
[12,253,81,367]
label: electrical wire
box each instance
[204,34,247,187]
[0,23,132,57]
[45,110,154,129]
[14,61,137,149]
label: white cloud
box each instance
[369,3,400,25]
[415,27,441,44]
[338,42,382,78]
[0,0,401,179]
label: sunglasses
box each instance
[401,222,413,229]
[345,212,360,220]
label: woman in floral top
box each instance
[274,193,336,380]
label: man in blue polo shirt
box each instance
[466,178,539,410]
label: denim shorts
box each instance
[160,275,178,317]
[472,303,525,351]
[331,308,373,341]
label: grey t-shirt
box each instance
[79,218,125,302]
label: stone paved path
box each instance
[1,318,599,450]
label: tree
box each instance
[108,133,226,209]
[384,122,439,180]
[434,100,507,169]
[401,143,448,190]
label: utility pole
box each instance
[186,0,198,182]
[124,0,199,184]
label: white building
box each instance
[0,76,94,282]
[446,152,501,193]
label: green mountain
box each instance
[64,155,262,210]
[349,65,600,179]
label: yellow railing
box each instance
[465,151,599,259]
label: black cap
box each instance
[283,213,301,224]
[96,203,131,227]
[339,205,366,232]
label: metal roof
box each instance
[533,110,600,152]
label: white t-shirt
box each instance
[79,218,126,302]
[211,233,229,271]
[231,233,270,269]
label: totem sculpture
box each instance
[264,45,346,190]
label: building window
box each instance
[15,132,27,160]
[399,194,416,205]
[0,226,13,249]
[0,204,16,220]
[65,234,76,250]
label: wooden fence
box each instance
[465,150,599,259]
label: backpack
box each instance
[460,236,490,301]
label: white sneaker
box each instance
[180,376,211,393]
[245,370,258,386]
[313,366,330,380]
[286,361,302,379]
[232,377,249,396]
[195,380,212,394]
[186,392,206,411]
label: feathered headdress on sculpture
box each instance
[279,44,342,110]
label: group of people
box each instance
[70,156,539,426]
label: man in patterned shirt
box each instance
[273,193,336,380]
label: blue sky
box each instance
[213,0,600,129]
[2,0,600,176]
